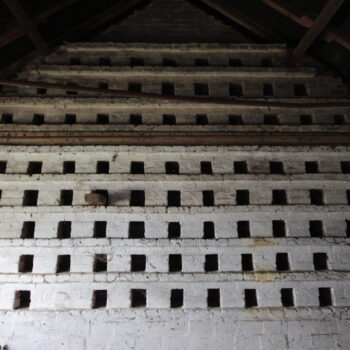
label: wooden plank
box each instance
[200,0,281,41]
[2,0,49,54]
[0,0,80,49]
[292,0,345,59]
[261,0,350,50]
[0,131,349,146]
[1,79,350,109]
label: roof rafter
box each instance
[0,0,80,49]
[2,0,49,54]
[199,0,281,41]
[292,0,345,59]
[261,0,350,50]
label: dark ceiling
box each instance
[0,0,350,85]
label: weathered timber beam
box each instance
[292,0,345,59]
[2,0,49,54]
[0,131,349,146]
[0,0,80,49]
[199,0,281,41]
[1,79,350,109]
[261,0,350,50]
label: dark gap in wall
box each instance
[131,289,146,307]
[131,255,146,272]
[318,287,332,306]
[294,83,308,97]
[300,114,312,125]
[96,161,109,174]
[129,221,145,238]
[264,114,278,125]
[163,114,176,125]
[130,57,144,66]
[309,220,324,237]
[163,58,176,67]
[169,254,182,272]
[305,161,318,173]
[70,57,81,65]
[130,161,144,174]
[99,57,111,66]
[27,161,42,175]
[310,189,324,205]
[93,221,107,238]
[204,254,218,272]
[92,290,107,308]
[98,82,109,90]
[313,253,328,270]
[340,162,350,174]
[194,83,209,96]
[162,82,175,95]
[203,221,215,239]
[1,113,13,124]
[13,290,31,309]
[195,58,209,66]
[65,114,77,124]
[170,289,183,308]
[0,161,7,173]
[228,114,243,125]
[129,114,142,125]
[334,114,345,125]
[234,161,248,174]
[37,88,47,95]
[237,221,250,238]
[96,114,109,124]
[263,83,274,96]
[261,58,272,67]
[32,114,45,125]
[270,161,284,174]
[272,220,286,237]
[244,289,257,308]
[347,220,350,237]
[168,222,181,239]
[57,221,72,239]
[60,190,73,206]
[63,161,75,174]
[94,254,107,272]
[241,254,253,271]
[56,255,71,273]
[201,161,213,174]
[168,191,181,206]
[207,289,220,307]
[272,190,287,205]
[229,58,242,67]
[346,190,350,204]
[165,162,179,174]
[18,255,33,273]
[276,253,290,271]
[236,190,249,205]
[130,190,145,206]
[229,83,243,97]
[128,82,142,92]
[21,221,35,239]
[23,190,38,206]
[196,114,208,125]
[202,190,214,206]
[281,288,294,307]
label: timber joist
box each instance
[0,131,349,145]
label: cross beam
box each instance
[292,0,344,59]
[2,0,49,54]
